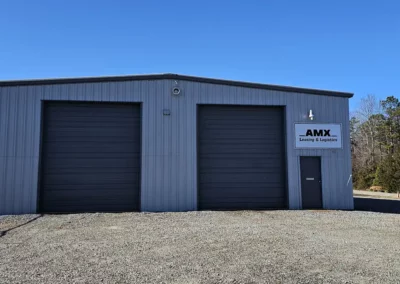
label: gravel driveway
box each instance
[0,211,399,284]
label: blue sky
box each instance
[1,1,399,110]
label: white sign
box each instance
[295,124,342,149]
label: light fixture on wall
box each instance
[308,109,314,120]
[172,80,181,96]
[172,87,181,96]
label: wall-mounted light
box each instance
[172,80,181,96]
[172,87,181,96]
[308,109,314,120]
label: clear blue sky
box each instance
[1,1,399,110]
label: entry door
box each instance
[300,157,322,209]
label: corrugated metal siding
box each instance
[0,79,353,214]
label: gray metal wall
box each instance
[0,79,353,214]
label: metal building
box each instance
[0,74,354,214]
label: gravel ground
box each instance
[0,215,40,235]
[0,211,399,284]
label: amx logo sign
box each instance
[304,129,332,137]
[295,124,342,149]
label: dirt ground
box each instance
[1,211,399,284]
[353,189,400,200]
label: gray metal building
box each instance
[0,74,353,214]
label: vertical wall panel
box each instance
[0,78,352,214]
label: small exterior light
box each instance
[309,110,314,120]
[172,87,181,96]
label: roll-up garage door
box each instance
[40,102,141,213]
[198,105,286,210]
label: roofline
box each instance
[0,73,353,98]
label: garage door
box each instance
[40,102,141,213]
[198,105,286,210]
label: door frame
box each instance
[299,156,323,209]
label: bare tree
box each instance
[353,95,382,166]
[355,94,381,122]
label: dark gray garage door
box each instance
[40,102,141,213]
[198,105,286,210]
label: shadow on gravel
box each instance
[0,215,43,238]
[354,198,400,214]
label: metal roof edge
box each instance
[0,73,353,98]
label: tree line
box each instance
[351,95,400,193]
